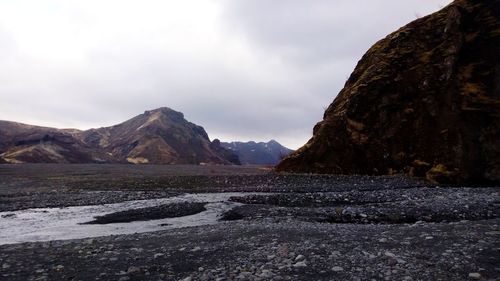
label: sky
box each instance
[0,0,452,149]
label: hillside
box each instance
[0,108,239,165]
[277,0,500,184]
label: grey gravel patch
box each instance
[1,219,498,281]
[0,165,498,280]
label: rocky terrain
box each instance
[0,107,239,165]
[0,164,498,280]
[221,140,293,165]
[83,202,208,225]
[1,1,499,280]
[277,0,500,184]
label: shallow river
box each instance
[0,192,263,245]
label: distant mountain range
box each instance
[221,140,293,165]
[0,107,240,165]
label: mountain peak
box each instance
[221,140,293,165]
[143,107,184,120]
[268,139,279,145]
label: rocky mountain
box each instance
[277,0,499,184]
[0,121,97,164]
[221,140,293,165]
[0,107,240,165]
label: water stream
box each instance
[0,192,263,245]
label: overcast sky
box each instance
[0,0,452,149]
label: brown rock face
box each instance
[0,121,96,164]
[0,107,240,165]
[277,0,500,184]
[80,107,239,165]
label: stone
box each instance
[468,273,481,279]
[384,252,396,258]
[127,266,140,274]
[293,261,307,268]
[294,255,305,261]
[153,253,164,259]
[259,270,273,278]
[332,266,344,272]
[191,246,201,252]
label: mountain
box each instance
[277,0,500,184]
[0,121,97,164]
[221,140,293,165]
[0,107,240,165]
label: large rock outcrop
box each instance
[277,0,500,184]
[0,107,240,165]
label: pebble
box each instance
[259,270,273,278]
[468,273,481,279]
[332,266,344,272]
[384,251,396,258]
[295,254,305,261]
[293,261,307,268]
[127,266,140,274]
[153,253,164,259]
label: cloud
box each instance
[0,0,451,149]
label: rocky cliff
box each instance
[277,0,500,184]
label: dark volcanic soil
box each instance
[0,164,499,281]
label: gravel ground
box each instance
[0,164,499,281]
[0,164,427,212]
[1,220,498,281]
[227,188,499,224]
